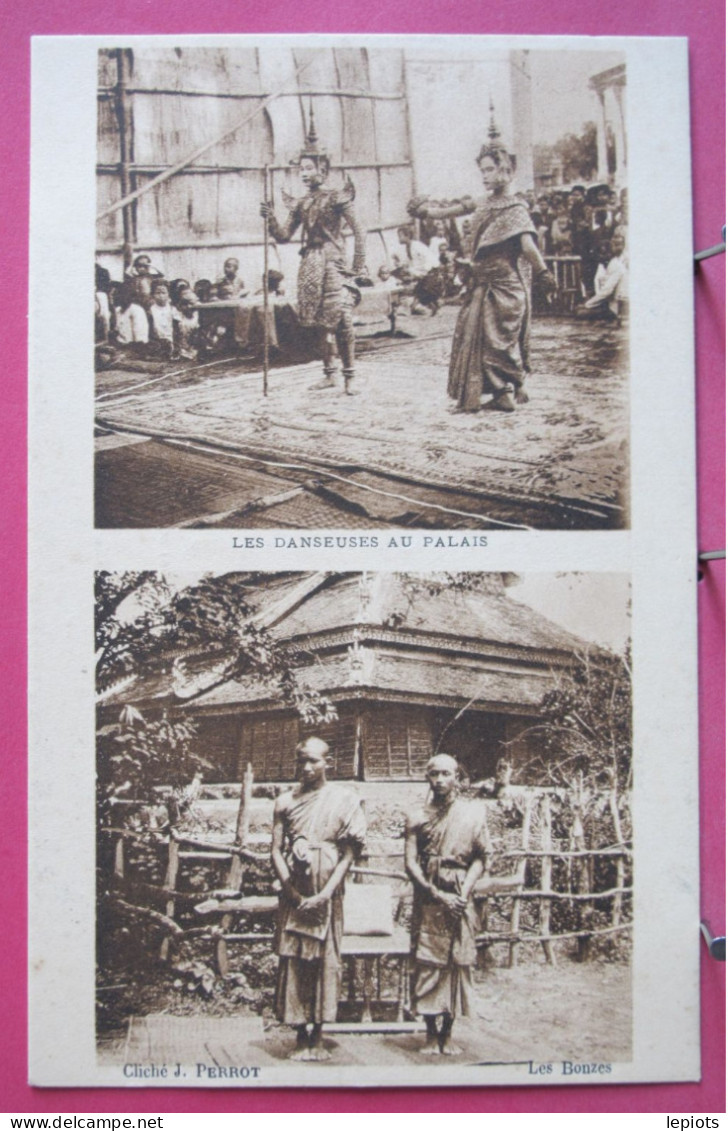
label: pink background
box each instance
[2,0,724,1114]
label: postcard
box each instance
[28,34,698,1088]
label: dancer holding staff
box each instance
[261,104,369,396]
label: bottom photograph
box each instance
[95,569,632,1080]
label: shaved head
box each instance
[426,753,458,775]
[297,737,329,759]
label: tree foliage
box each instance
[518,647,632,792]
[96,571,338,798]
[534,121,599,185]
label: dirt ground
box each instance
[98,959,631,1069]
[95,311,629,530]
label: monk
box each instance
[405,753,491,1055]
[271,737,366,1060]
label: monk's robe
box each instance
[275,782,366,1025]
[407,796,491,1017]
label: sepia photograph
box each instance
[27,32,702,1094]
[93,43,630,531]
[95,570,633,1082]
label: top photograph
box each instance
[94,41,630,531]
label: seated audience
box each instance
[95,263,112,343]
[111,283,149,351]
[147,280,175,357]
[577,234,628,322]
[174,293,200,359]
[194,279,214,304]
[125,254,164,309]
[216,257,248,298]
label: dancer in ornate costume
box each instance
[261,106,369,395]
[410,107,555,412]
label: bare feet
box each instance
[488,391,516,413]
[514,388,529,405]
[311,374,337,391]
[288,1045,311,1061]
[303,1044,332,1061]
[439,1039,463,1056]
[419,1038,441,1055]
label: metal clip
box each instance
[694,226,726,263]
[700,921,726,961]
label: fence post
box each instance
[216,763,254,976]
[572,774,593,961]
[160,836,180,962]
[539,795,556,965]
[608,786,626,930]
[508,796,534,968]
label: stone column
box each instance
[611,81,628,185]
[595,89,609,181]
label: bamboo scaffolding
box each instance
[98,86,405,101]
[95,221,406,256]
[97,161,410,174]
[96,62,315,224]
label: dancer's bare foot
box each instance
[311,374,338,391]
[419,1037,441,1055]
[514,388,529,405]
[439,1038,463,1056]
[489,391,516,412]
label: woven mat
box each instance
[98,321,629,525]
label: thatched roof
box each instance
[99,573,591,714]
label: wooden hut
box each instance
[98,572,594,786]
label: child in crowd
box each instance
[95,264,112,343]
[216,257,248,298]
[147,280,175,357]
[169,278,192,306]
[372,264,399,291]
[550,210,573,255]
[174,293,200,359]
[194,279,214,304]
[124,254,164,308]
[111,283,149,352]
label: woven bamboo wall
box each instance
[96,46,415,288]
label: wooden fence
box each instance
[101,772,632,978]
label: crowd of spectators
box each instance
[369,182,628,325]
[95,254,286,367]
[525,182,629,319]
[96,183,628,369]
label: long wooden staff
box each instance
[262,164,270,398]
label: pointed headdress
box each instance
[476,99,515,177]
[292,98,330,174]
